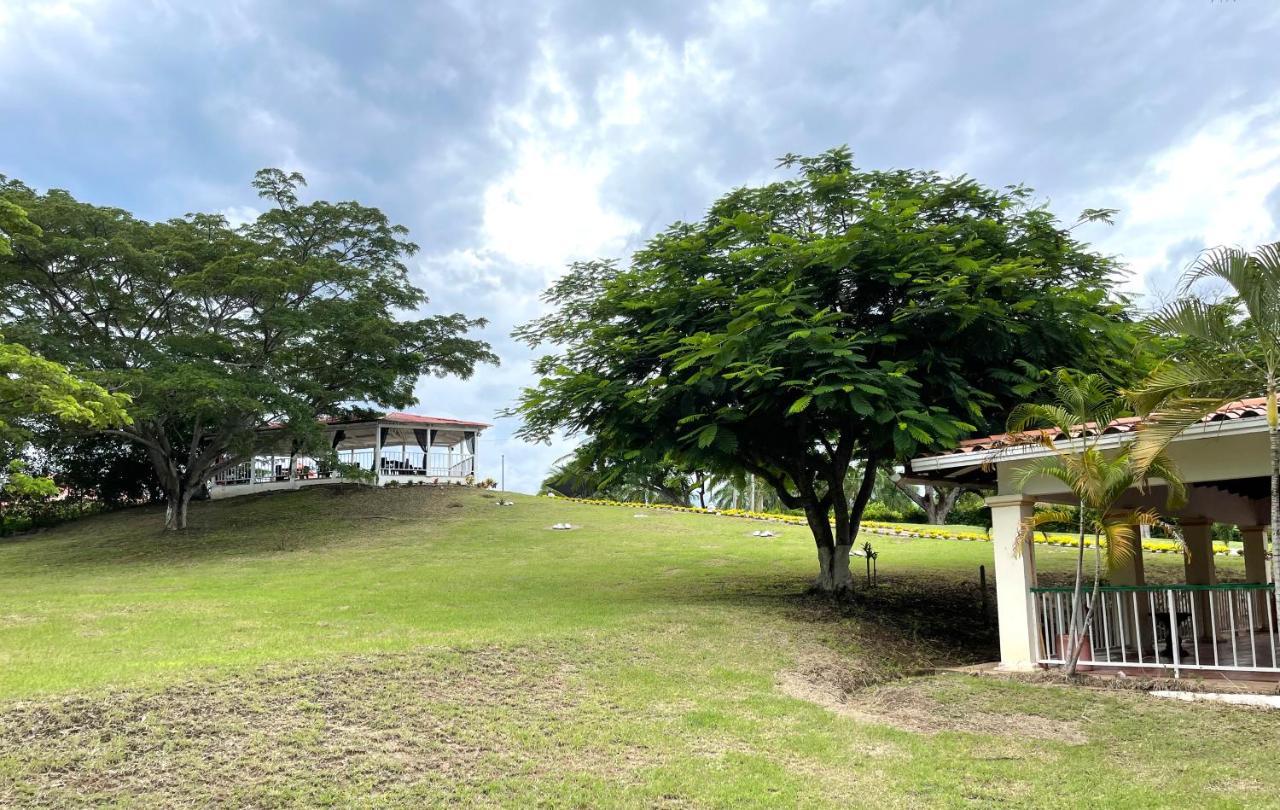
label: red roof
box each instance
[939,397,1269,456]
[380,412,491,429]
[264,412,491,431]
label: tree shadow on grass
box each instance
[0,486,471,571]
[667,568,1001,670]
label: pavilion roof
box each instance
[931,397,1269,458]
[264,411,491,431]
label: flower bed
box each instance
[548,496,1229,556]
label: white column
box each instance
[1242,526,1268,584]
[1242,525,1269,626]
[1111,523,1147,650]
[1182,518,1215,640]
[987,494,1039,671]
[372,425,383,487]
[1182,519,1216,585]
[1111,524,1145,585]
[425,429,433,476]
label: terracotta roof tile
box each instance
[265,412,491,430]
[937,397,1269,456]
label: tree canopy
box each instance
[512,147,1137,592]
[0,171,497,528]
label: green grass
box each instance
[0,486,1268,807]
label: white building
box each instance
[210,411,488,499]
[907,398,1275,680]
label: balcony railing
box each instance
[211,450,475,487]
[1031,583,1280,676]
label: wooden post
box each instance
[979,564,988,616]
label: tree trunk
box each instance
[924,486,962,525]
[894,480,961,525]
[807,502,851,594]
[164,486,194,530]
[1065,501,1088,675]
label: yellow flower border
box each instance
[547,496,1229,557]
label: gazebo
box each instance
[209,412,489,499]
[907,398,1275,679]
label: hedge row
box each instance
[548,495,1231,557]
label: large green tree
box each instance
[0,171,497,529]
[512,148,1137,592]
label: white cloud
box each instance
[1093,98,1280,299]
[478,48,641,279]
[219,205,261,228]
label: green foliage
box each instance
[0,198,40,256]
[513,146,1136,586]
[0,172,497,528]
[39,432,164,505]
[946,491,991,527]
[541,443,702,505]
[0,459,64,536]
[1,459,57,500]
[861,501,927,524]
[0,334,131,449]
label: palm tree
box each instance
[1130,244,1280,621]
[1007,370,1185,674]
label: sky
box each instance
[3,0,1280,493]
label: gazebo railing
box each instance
[213,448,475,487]
[1030,583,1280,676]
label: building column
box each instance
[1110,524,1147,653]
[372,425,383,487]
[1242,525,1270,626]
[1182,518,1215,640]
[986,494,1039,671]
[1242,526,1269,584]
[1182,519,1216,585]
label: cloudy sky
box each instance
[3,0,1279,492]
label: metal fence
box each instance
[1031,583,1280,676]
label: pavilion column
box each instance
[1242,525,1269,584]
[986,494,1039,671]
[1242,525,1270,626]
[1182,518,1215,640]
[373,425,383,487]
[1111,523,1147,651]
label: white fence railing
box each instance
[212,450,475,486]
[1033,583,1280,675]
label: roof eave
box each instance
[910,415,1270,472]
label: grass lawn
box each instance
[0,486,1269,807]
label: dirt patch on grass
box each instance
[0,645,651,807]
[778,650,1086,744]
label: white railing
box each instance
[1033,583,1280,676]
[212,449,476,486]
[378,449,461,477]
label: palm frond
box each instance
[1181,246,1252,297]
[1009,457,1082,500]
[1144,298,1237,348]
[1128,355,1256,416]
[1131,397,1241,470]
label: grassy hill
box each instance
[0,487,1270,807]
